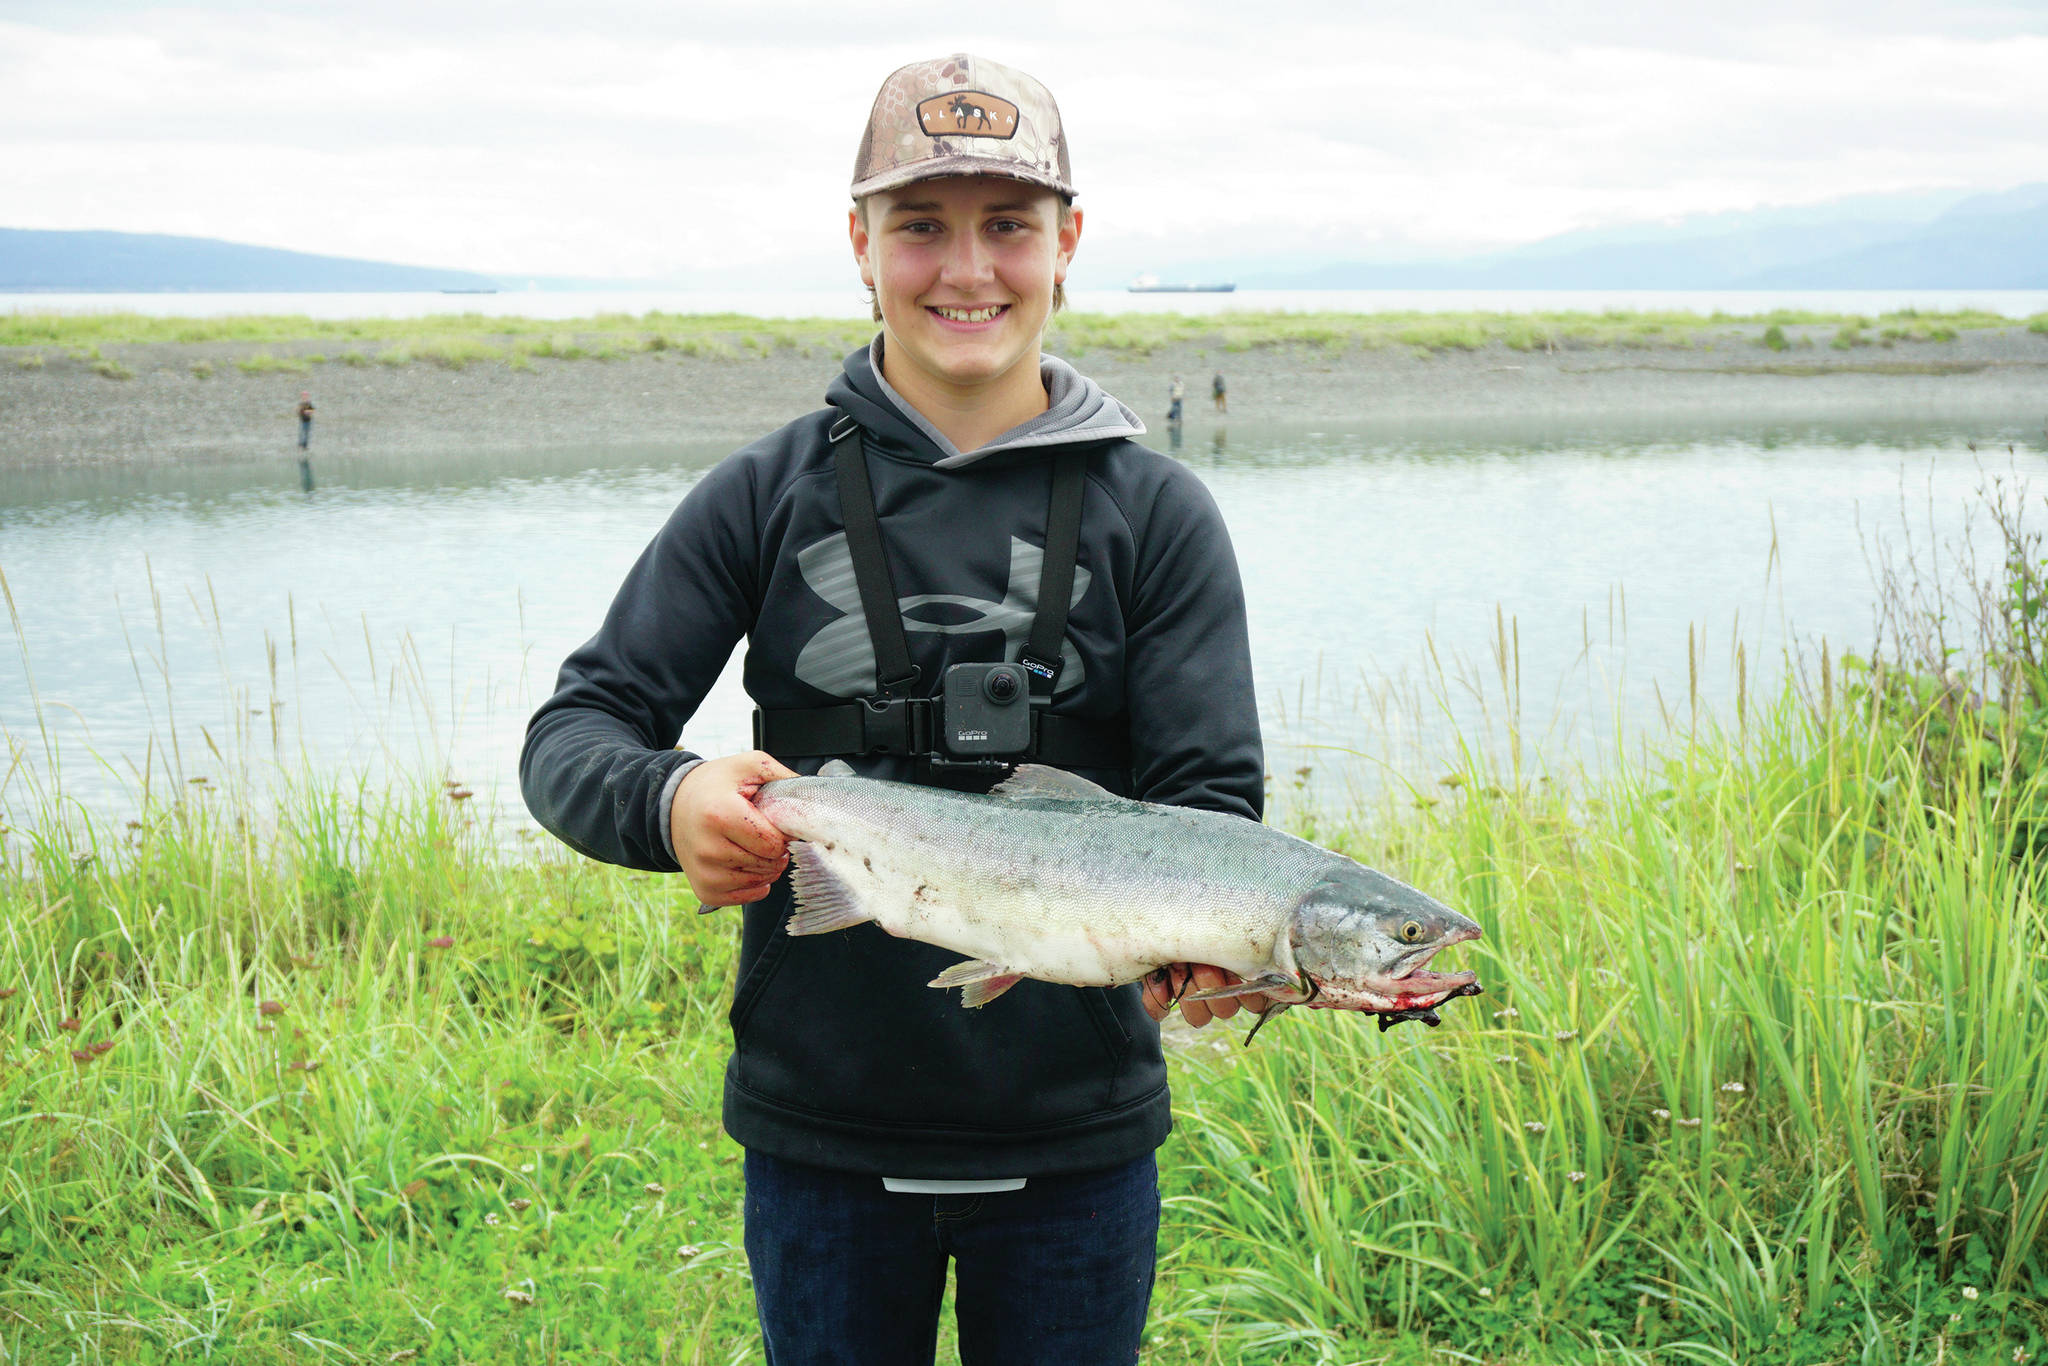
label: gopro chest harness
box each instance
[752,420,1130,774]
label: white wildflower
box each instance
[1523,1121,1547,1133]
[1554,1030,1577,1042]
[1677,1117,1701,1128]
[1720,1081,1746,1094]
[1962,1286,1979,1301]
[1566,1171,1585,1183]
[645,1182,666,1196]
[1652,1108,1670,1120]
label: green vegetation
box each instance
[189,359,214,379]
[88,357,133,381]
[4,488,2048,1362]
[13,352,44,370]
[2029,313,2048,336]
[234,351,310,375]
[0,308,2024,375]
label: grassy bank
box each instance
[4,307,2043,374]
[6,705,2047,1363]
[6,668,2047,1363]
[5,504,2048,1363]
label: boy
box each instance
[521,53,1263,1363]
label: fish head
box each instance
[1286,861,1482,1013]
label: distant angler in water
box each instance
[295,391,316,491]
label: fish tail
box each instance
[783,842,873,936]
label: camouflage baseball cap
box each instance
[851,53,1074,201]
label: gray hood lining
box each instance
[867,338,1146,469]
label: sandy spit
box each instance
[5,327,2047,471]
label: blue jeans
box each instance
[743,1149,1160,1365]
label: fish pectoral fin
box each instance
[927,959,1025,1008]
[958,975,1024,1008]
[783,842,873,936]
[1180,972,1294,1003]
[990,764,1126,805]
[818,759,856,777]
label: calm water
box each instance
[4,414,2043,823]
[7,288,2048,322]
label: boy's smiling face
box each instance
[851,175,1081,419]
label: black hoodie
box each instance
[520,343,1263,1177]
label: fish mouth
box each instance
[1308,927,1484,1014]
[1382,926,1483,1000]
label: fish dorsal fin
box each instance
[991,764,1125,805]
[818,759,856,777]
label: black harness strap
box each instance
[755,702,1129,768]
[831,419,919,696]
[1018,450,1087,701]
[760,421,1125,770]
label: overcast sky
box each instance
[4,1,2045,287]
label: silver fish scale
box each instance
[757,775,1338,988]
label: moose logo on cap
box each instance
[916,90,1019,140]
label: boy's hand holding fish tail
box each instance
[671,751,796,907]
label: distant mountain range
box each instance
[0,228,499,292]
[1231,182,2048,290]
[6,182,2045,293]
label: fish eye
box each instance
[1400,920,1423,943]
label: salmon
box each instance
[753,763,1483,1038]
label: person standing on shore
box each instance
[1168,373,1185,423]
[520,51,1265,1364]
[296,391,315,449]
[1212,370,1226,413]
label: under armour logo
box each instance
[793,533,1089,698]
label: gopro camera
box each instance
[940,662,1031,758]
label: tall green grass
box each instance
[4,490,2047,1362]
[0,771,757,1362]
[1162,682,2048,1363]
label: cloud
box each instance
[2,7,2043,280]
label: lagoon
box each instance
[5,412,2041,824]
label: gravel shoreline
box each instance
[6,326,2047,471]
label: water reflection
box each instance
[0,439,736,514]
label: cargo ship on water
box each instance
[1127,273,1235,293]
